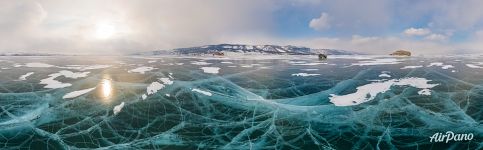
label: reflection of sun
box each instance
[94,21,117,39]
[97,74,114,104]
[101,78,112,98]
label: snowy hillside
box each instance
[133,44,362,55]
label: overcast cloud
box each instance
[1,0,483,55]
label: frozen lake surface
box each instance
[0,55,481,149]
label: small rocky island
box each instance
[390,50,411,56]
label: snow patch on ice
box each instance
[159,78,174,85]
[292,62,327,66]
[427,62,443,66]
[17,62,55,68]
[63,87,96,99]
[128,66,156,74]
[427,62,454,69]
[329,77,439,106]
[192,88,212,96]
[288,61,307,64]
[466,64,483,68]
[18,72,34,81]
[301,69,319,71]
[418,89,432,96]
[351,58,402,66]
[292,73,321,77]
[240,64,262,68]
[191,61,212,65]
[59,70,89,79]
[201,67,220,74]
[59,65,110,71]
[147,82,165,95]
[378,73,391,78]
[40,70,90,89]
[113,102,125,115]
[401,65,423,69]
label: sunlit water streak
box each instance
[99,75,113,103]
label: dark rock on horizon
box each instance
[390,50,411,56]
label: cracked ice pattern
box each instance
[0,55,481,149]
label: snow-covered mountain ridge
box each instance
[134,44,363,55]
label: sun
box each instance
[94,21,117,39]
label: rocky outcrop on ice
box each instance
[390,50,411,56]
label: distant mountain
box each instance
[133,44,363,55]
[0,52,60,56]
[310,49,364,55]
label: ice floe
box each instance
[201,67,220,74]
[221,61,233,64]
[329,77,439,106]
[128,66,156,74]
[113,102,125,115]
[401,65,423,69]
[291,73,321,77]
[62,87,96,99]
[18,72,34,81]
[192,88,212,96]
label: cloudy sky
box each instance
[2,0,483,55]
